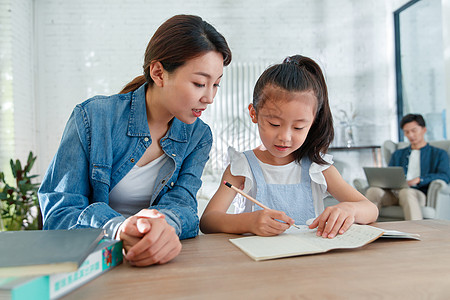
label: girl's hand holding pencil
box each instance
[247,209,294,236]
[223,181,299,236]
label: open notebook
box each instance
[229,224,420,261]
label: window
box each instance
[394,0,446,141]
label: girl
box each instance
[200,55,378,238]
[38,15,232,266]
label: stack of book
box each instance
[0,228,123,299]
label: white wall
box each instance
[0,0,13,176]
[443,0,450,135]
[2,0,412,185]
[0,0,35,182]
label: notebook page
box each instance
[292,224,384,251]
[229,224,384,261]
[230,232,324,261]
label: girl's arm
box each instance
[309,165,379,238]
[199,166,293,236]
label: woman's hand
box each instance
[117,209,182,266]
[249,209,294,236]
[117,210,162,255]
[308,202,356,238]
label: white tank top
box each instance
[109,154,169,218]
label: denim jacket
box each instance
[389,143,450,194]
[38,83,212,240]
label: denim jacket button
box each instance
[170,182,174,187]
[144,137,149,142]
[130,158,135,163]
[172,154,176,157]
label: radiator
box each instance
[201,62,269,176]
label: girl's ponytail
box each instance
[285,55,334,164]
[283,55,327,113]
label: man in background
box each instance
[366,114,450,220]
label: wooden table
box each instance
[65,220,450,299]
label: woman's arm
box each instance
[150,124,212,240]
[200,166,293,236]
[38,107,121,230]
[309,165,379,238]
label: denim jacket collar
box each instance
[127,83,187,143]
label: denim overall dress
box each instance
[243,150,316,225]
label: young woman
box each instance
[39,15,232,266]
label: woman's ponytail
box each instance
[119,75,147,94]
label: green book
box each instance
[0,239,123,300]
[0,228,104,277]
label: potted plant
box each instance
[0,151,41,231]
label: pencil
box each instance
[223,181,301,229]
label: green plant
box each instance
[0,152,40,231]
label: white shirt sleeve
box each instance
[228,147,255,213]
[228,146,254,193]
[309,153,334,215]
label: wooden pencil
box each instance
[223,181,301,229]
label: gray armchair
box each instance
[353,140,450,221]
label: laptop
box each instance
[363,167,409,189]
